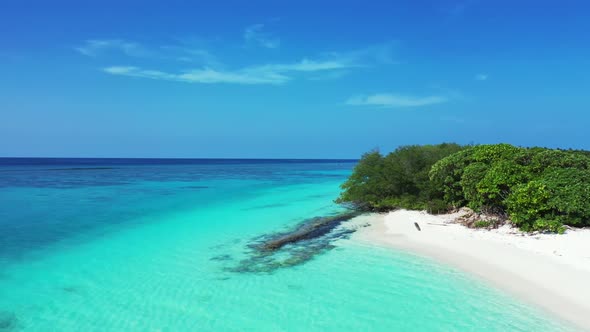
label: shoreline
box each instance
[351,210,590,330]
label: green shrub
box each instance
[507,168,590,231]
[336,143,463,211]
[473,220,492,228]
[476,160,530,208]
[336,150,386,210]
[529,149,590,173]
[428,148,475,207]
[470,143,522,164]
[459,162,488,209]
[341,143,590,232]
[506,180,551,228]
[426,199,450,214]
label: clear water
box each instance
[0,159,577,331]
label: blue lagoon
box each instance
[0,159,576,331]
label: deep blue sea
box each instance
[0,158,576,331]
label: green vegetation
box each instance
[337,143,590,232]
[335,143,464,213]
[473,220,492,229]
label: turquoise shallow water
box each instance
[0,159,578,331]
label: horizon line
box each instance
[0,156,359,161]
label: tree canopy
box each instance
[336,143,464,213]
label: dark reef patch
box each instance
[0,311,18,331]
[305,194,331,199]
[210,254,233,261]
[181,185,209,190]
[286,284,303,291]
[243,203,288,211]
[46,167,117,171]
[226,211,362,273]
[61,286,80,294]
[208,243,225,250]
[208,238,241,250]
[257,211,361,251]
[0,167,116,173]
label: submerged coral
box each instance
[0,311,18,331]
[227,211,361,273]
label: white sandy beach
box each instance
[353,210,590,330]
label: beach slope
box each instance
[354,210,590,330]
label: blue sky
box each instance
[1,0,589,158]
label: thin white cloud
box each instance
[251,58,352,73]
[77,39,221,66]
[159,46,220,65]
[102,57,351,85]
[103,66,284,84]
[103,66,138,75]
[84,36,397,85]
[346,93,449,108]
[475,73,488,81]
[244,24,280,49]
[308,70,350,81]
[323,41,399,66]
[76,39,148,57]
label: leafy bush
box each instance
[336,143,464,211]
[426,199,450,214]
[529,149,590,173]
[342,143,590,232]
[431,144,531,210]
[459,162,488,209]
[336,151,386,210]
[506,168,590,232]
[473,220,492,228]
[505,180,551,230]
[428,148,474,207]
[476,160,529,209]
[430,144,590,230]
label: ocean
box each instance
[0,158,575,331]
